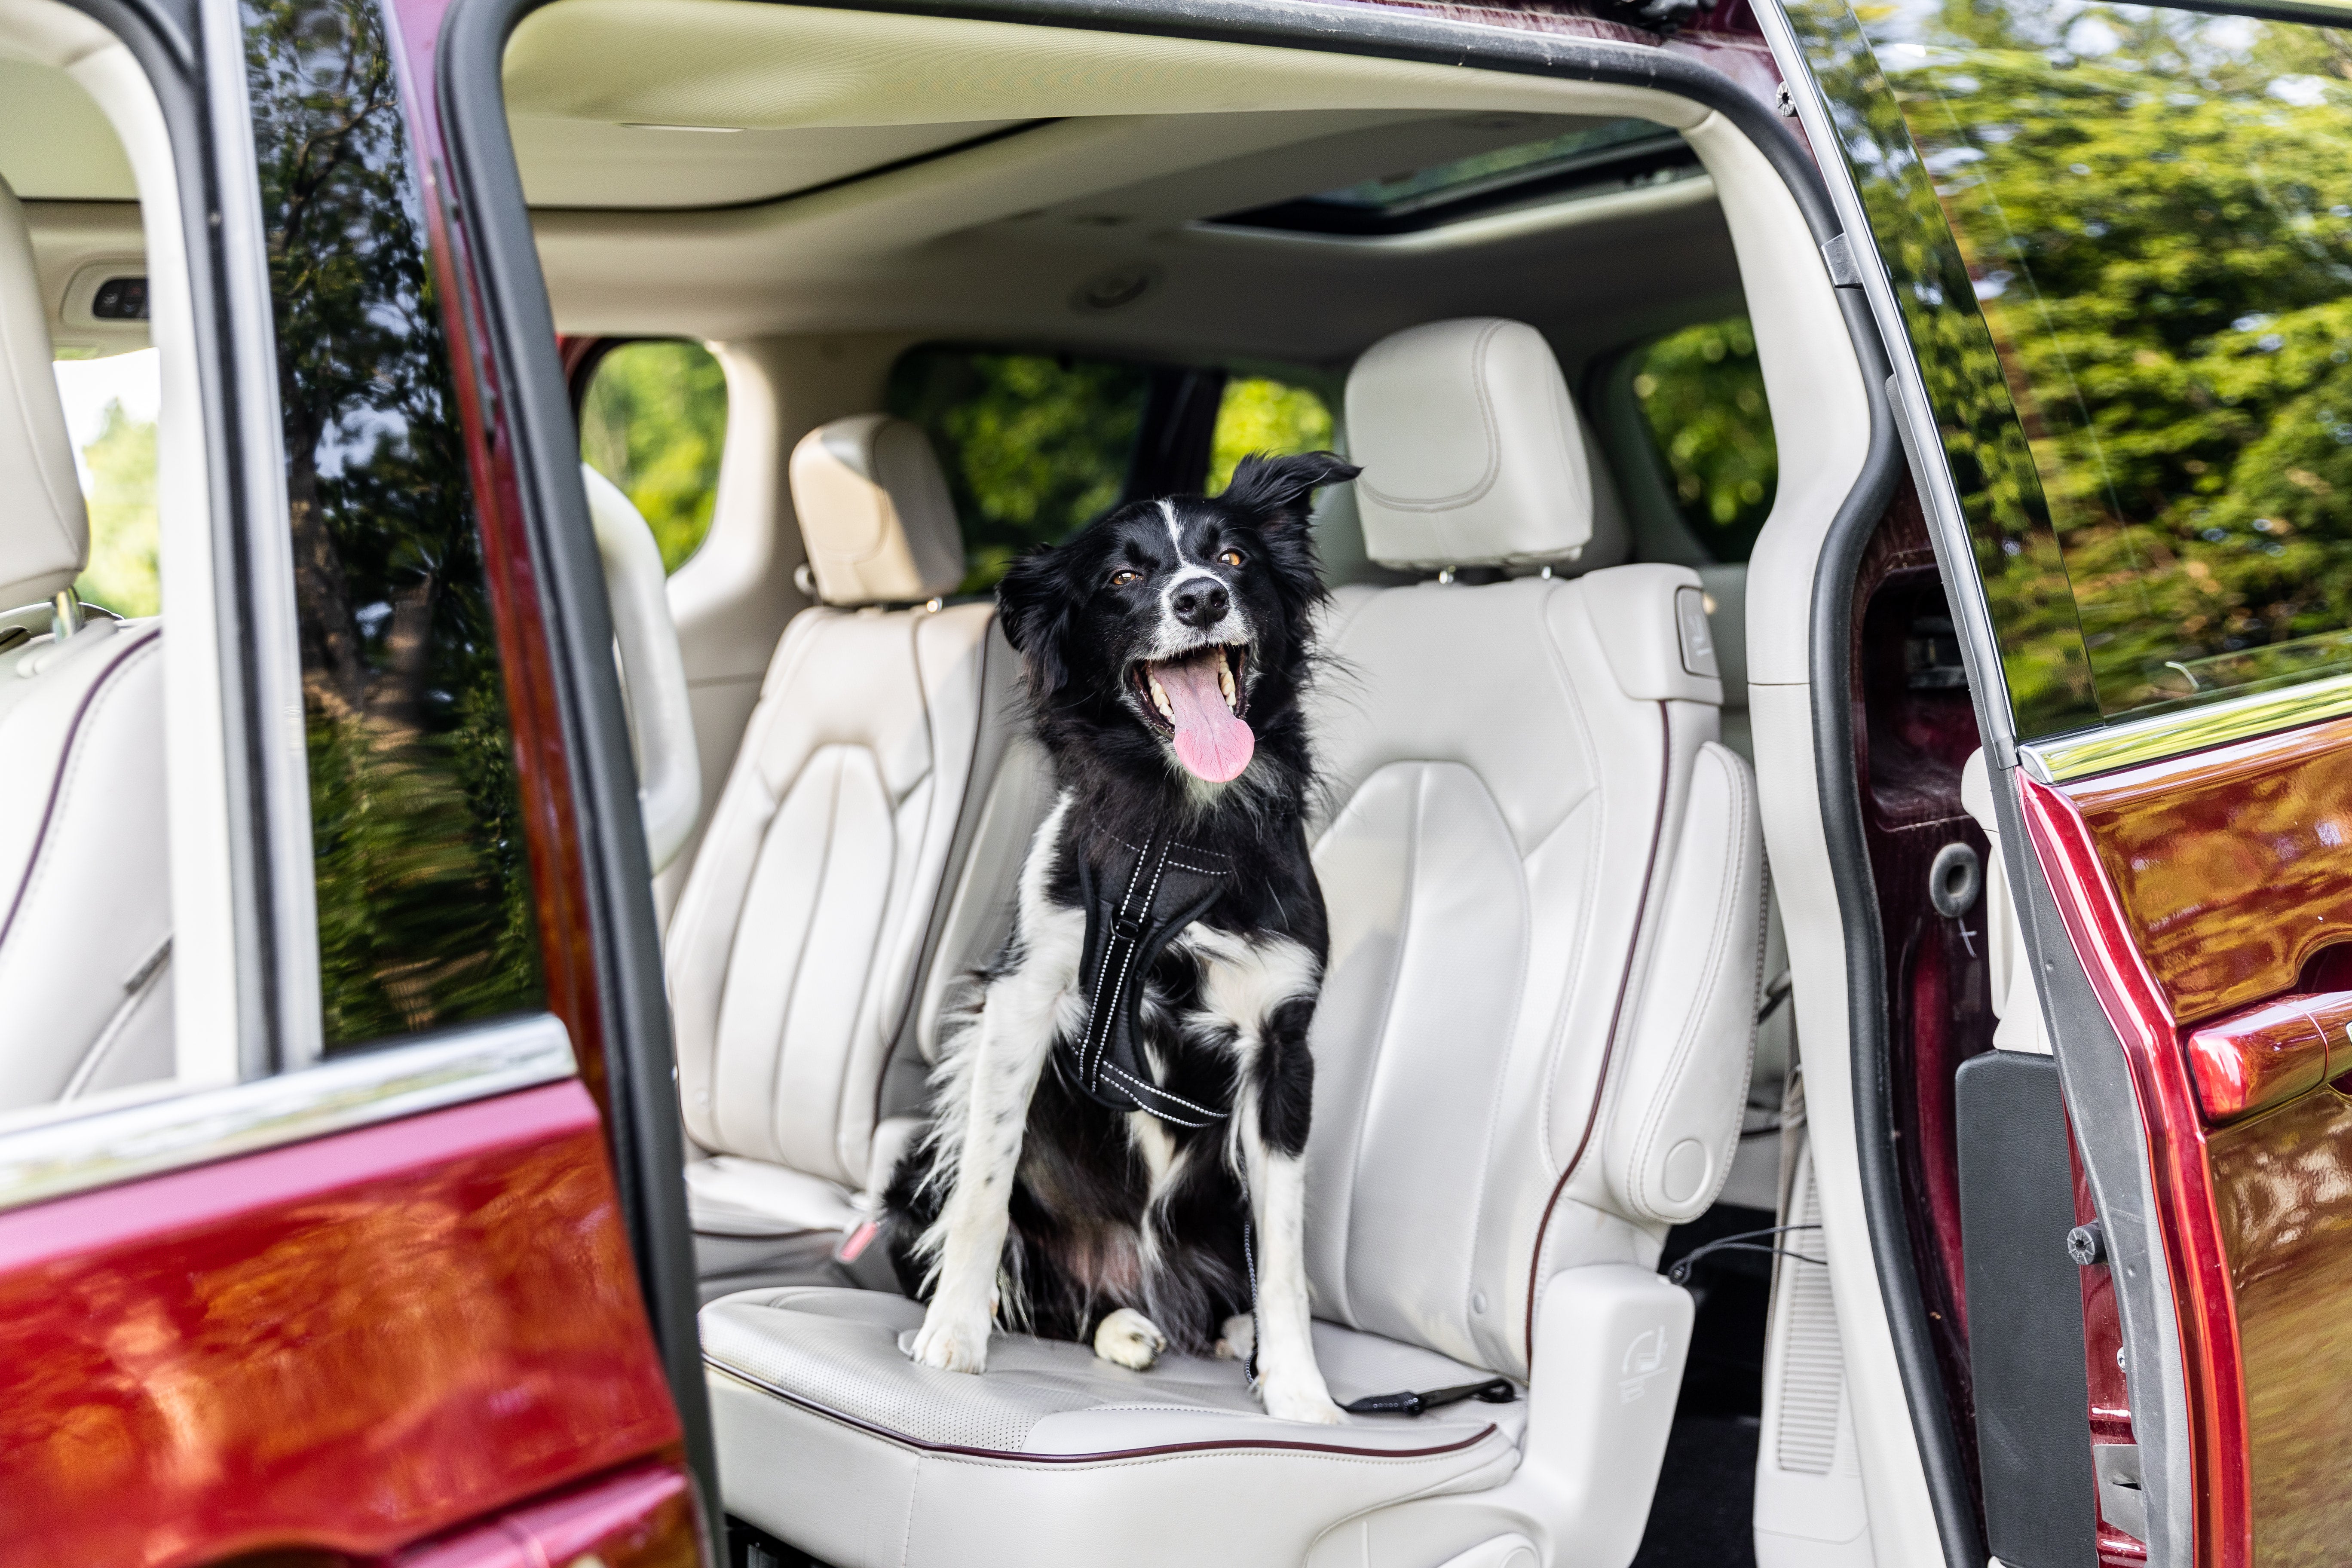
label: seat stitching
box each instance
[1522,701,1671,1373]
[709,1361,1503,1467]
[0,629,162,960]
[756,750,845,1163]
[1528,579,1605,1179]
[1331,768,1420,1330]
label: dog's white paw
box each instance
[1092,1307,1168,1370]
[1213,1313,1255,1362]
[1259,1372,1345,1425]
[910,1305,991,1374]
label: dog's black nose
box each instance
[1172,579,1230,628]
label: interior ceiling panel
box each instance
[0,57,135,201]
[510,116,1026,209]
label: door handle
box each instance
[2184,991,2352,1122]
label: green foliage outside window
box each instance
[1873,0,2352,720]
[581,340,728,574]
[1630,317,1778,562]
[73,398,159,618]
[1207,378,1335,495]
[887,349,1150,593]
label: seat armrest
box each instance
[1603,741,1767,1225]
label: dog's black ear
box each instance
[995,545,1077,695]
[1220,450,1360,530]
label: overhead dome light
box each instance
[619,122,745,134]
[1071,263,1158,312]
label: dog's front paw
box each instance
[1213,1313,1254,1362]
[910,1305,991,1374]
[1259,1372,1345,1425]
[1092,1307,1168,1370]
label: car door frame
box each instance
[0,0,718,1552]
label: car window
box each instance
[245,0,542,1053]
[885,346,1152,592]
[1629,315,1778,564]
[1207,375,1335,495]
[579,338,728,574]
[1864,3,2352,734]
[52,349,161,618]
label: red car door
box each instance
[0,0,713,1559]
[1768,0,2352,1563]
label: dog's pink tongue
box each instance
[1157,653,1253,783]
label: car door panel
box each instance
[0,1072,680,1565]
[1764,0,2352,1560]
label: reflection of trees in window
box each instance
[1881,3,2352,717]
[245,0,539,1050]
[887,349,1149,593]
[581,340,728,574]
[1631,316,1777,562]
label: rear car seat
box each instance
[696,317,1767,1568]
[665,414,1038,1298]
[0,172,172,1110]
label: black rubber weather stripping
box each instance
[436,0,721,1543]
[1809,292,1989,1568]
[433,0,1978,1556]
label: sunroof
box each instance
[1208,118,1699,238]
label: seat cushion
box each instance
[685,1155,861,1239]
[704,1287,1522,1568]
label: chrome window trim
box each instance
[0,1013,576,1216]
[2021,672,2352,784]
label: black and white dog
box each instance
[884,450,1359,1424]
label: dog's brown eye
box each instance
[1219,550,1244,567]
[1109,569,1142,588]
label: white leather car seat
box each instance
[666,414,1040,1298]
[698,318,1767,1568]
[0,172,173,1110]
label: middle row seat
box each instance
[665,412,1048,1300]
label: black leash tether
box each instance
[1341,1377,1518,1418]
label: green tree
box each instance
[581,340,728,573]
[72,398,159,618]
[1206,378,1334,495]
[1632,316,1778,559]
[1872,0,2352,717]
[888,349,1149,592]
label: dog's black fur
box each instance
[884,450,1358,1357]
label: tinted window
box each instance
[245,0,541,1050]
[580,339,728,574]
[1630,315,1777,562]
[885,347,1150,593]
[1865,3,2352,728]
[1207,376,1335,496]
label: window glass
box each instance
[580,340,727,574]
[885,347,1151,593]
[1868,3,2352,727]
[1629,316,1778,562]
[1206,377,1335,496]
[245,0,541,1051]
[52,349,161,617]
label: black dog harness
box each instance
[1066,824,1236,1127]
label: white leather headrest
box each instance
[1345,317,1617,574]
[788,413,964,605]
[0,174,88,606]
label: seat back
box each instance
[668,414,1015,1192]
[1301,318,1765,1380]
[0,171,175,1109]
